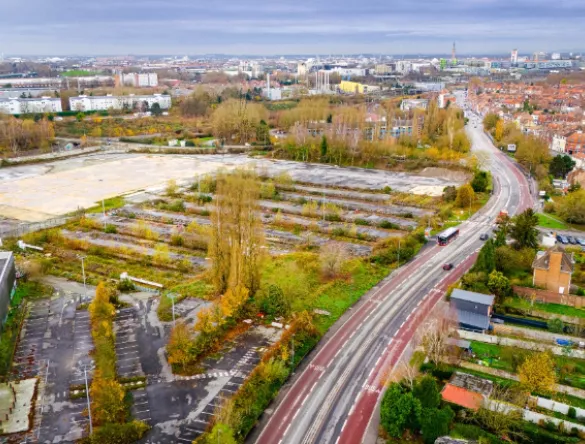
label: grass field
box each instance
[61,70,101,77]
[537,213,568,230]
[504,296,585,319]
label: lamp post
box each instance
[78,255,87,298]
[84,364,93,434]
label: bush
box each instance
[378,220,400,230]
[354,218,370,226]
[88,420,149,444]
[548,318,565,333]
[104,224,117,234]
[569,406,577,419]
[117,279,136,293]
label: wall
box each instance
[0,254,16,328]
[514,285,585,308]
[533,251,572,293]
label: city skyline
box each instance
[2,0,585,55]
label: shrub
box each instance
[104,224,117,234]
[117,279,136,293]
[378,220,400,230]
[354,218,370,226]
[569,407,577,419]
[89,420,149,444]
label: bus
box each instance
[438,227,460,246]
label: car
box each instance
[480,233,489,241]
[442,263,454,271]
[568,236,577,245]
[561,236,570,245]
[578,238,585,247]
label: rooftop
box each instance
[449,371,494,397]
[450,289,495,306]
[532,244,574,274]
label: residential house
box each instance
[532,245,574,293]
[441,372,494,411]
[566,131,585,155]
[568,168,585,188]
[551,133,568,153]
[0,251,17,328]
[449,289,495,332]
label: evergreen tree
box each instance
[320,135,328,161]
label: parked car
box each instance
[560,236,569,245]
[568,236,577,245]
[556,339,573,347]
[442,263,454,271]
[480,233,489,241]
[577,238,585,247]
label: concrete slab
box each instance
[0,378,37,434]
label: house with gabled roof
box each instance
[533,245,574,294]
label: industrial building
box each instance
[69,93,171,112]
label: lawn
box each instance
[61,70,101,77]
[537,213,568,230]
[503,296,585,320]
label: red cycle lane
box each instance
[338,253,478,444]
[256,245,441,444]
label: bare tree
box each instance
[475,384,526,440]
[419,305,459,365]
[320,242,349,279]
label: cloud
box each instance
[1,0,583,54]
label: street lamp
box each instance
[84,364,93,434]
[77,255,87,298]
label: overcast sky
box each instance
[2,0,584,56]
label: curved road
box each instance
[253,94,534,444]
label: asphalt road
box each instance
[252,93,534,444]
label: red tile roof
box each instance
[441,384,484,410]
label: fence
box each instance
[513,285,585,308]
[0,217,72,239]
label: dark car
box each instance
[480,233,489,241]
[442,263,454,271]
[568,236,577,245]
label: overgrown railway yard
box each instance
[0,151,479,443]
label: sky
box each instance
[2,0,585,56]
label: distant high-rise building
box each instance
[511,49,518,64]
[451,42,456,63]
[551,53,561,60]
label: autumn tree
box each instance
[455,184,475,208]
[557,189,585,224]
[209,169,264,295]
[211,98,267,144]
[90,378,127,425]
[220,285,249,319]
[167,322,194,371]
[494,119,504,142]
[518,351,557,394]
[487,270,512,301]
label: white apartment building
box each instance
[0,96,62,115]
[116,72,159,87]
[551,134,568,153]
[69,94,171,112]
